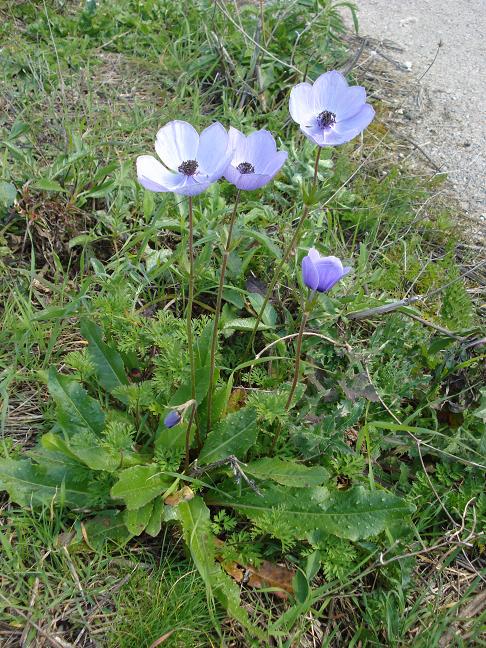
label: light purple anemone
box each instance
[302,248,351,293]
[224,127,287,191]
[137,120,233,196]
[289,70,375,147]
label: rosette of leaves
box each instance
[0,320,413,634]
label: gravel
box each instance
[354,0,486,221]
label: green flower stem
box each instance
[246,146,322,353]
[184,400,197,472]
[284,309,309,412]
[206,189,241,434]
[186,197,197,415]
[272,292,315,451]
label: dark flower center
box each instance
[317,110,336,129]
[236,161,255,174]
[178,159,199,176]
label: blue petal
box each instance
[302,255,319,291]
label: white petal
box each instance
[228,126,247,166]
[245,130,277,173]
[261,150,288,178]
[136,155,184,192]
[289,82,314,124]
[312,70,349,113]
[155,121,199,171]
[197,122,230,178]
[175,176,212,196]
[333,86,367,121]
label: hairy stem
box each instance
[271,308,309,452]
[284,310,309,411]
[184,401,197,472]
[247,146,321,352]
[207,190,241,434]
[186,197,196,409]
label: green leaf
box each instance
[32,178,65,192]
[80,320,128,394]
[222,318,272,332]
[208,484,413,541]
[74,510,133,551]
[124,500,154,535]
[48,367,105,436]
[0,458,95,508]
[0,181,16,208]
[244,458,329,487]
[177,497,258,636]
[155,420,192,451]
[241,227,282,259]
[246,293,277,327]
[40,431,120,473]
[169,366,210,406]
[110,464,172,510]
[199,407,257,465]
[145,497,164,537]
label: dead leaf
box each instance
[149,630,175,647]
[227,388,247,412]
[214,538,294,599]
[164,486,194,506]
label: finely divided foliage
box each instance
[0,1,484,645]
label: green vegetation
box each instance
[0,1,484,646]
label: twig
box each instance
[417,40,443,82]
[255,331,351,360]
[190,455,262,496]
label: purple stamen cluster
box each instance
[236,161,255,174]
[317,110,336,129]
[178,159,199,176]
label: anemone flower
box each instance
[137,120,232,196]
[224,127,287,190]
[302,248,351,293]
[289,70,374,147]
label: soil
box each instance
[353,0,486,223]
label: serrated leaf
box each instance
[32,177,65,192]
[48,367,105,436]
[40,431,120,473]
[0,458,95,508]
[208,484,413,541]
[80,320,128,394]
[223,318,272,332]
[124,500,154,535]
[110,464,172,510]
[177,497,257,635]
[199,407,257,465]
[244,458,328,487]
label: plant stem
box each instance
[207,190,241,433]
[285,310,309,411]
[187,196,196,407]
[271,306,309,452]
[184,401,197,472]
[246,146,322,353]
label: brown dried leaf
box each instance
[227,388,247,413]
[164,486,194,506]
[214,538,294,599]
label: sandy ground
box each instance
[354,0,486,220]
